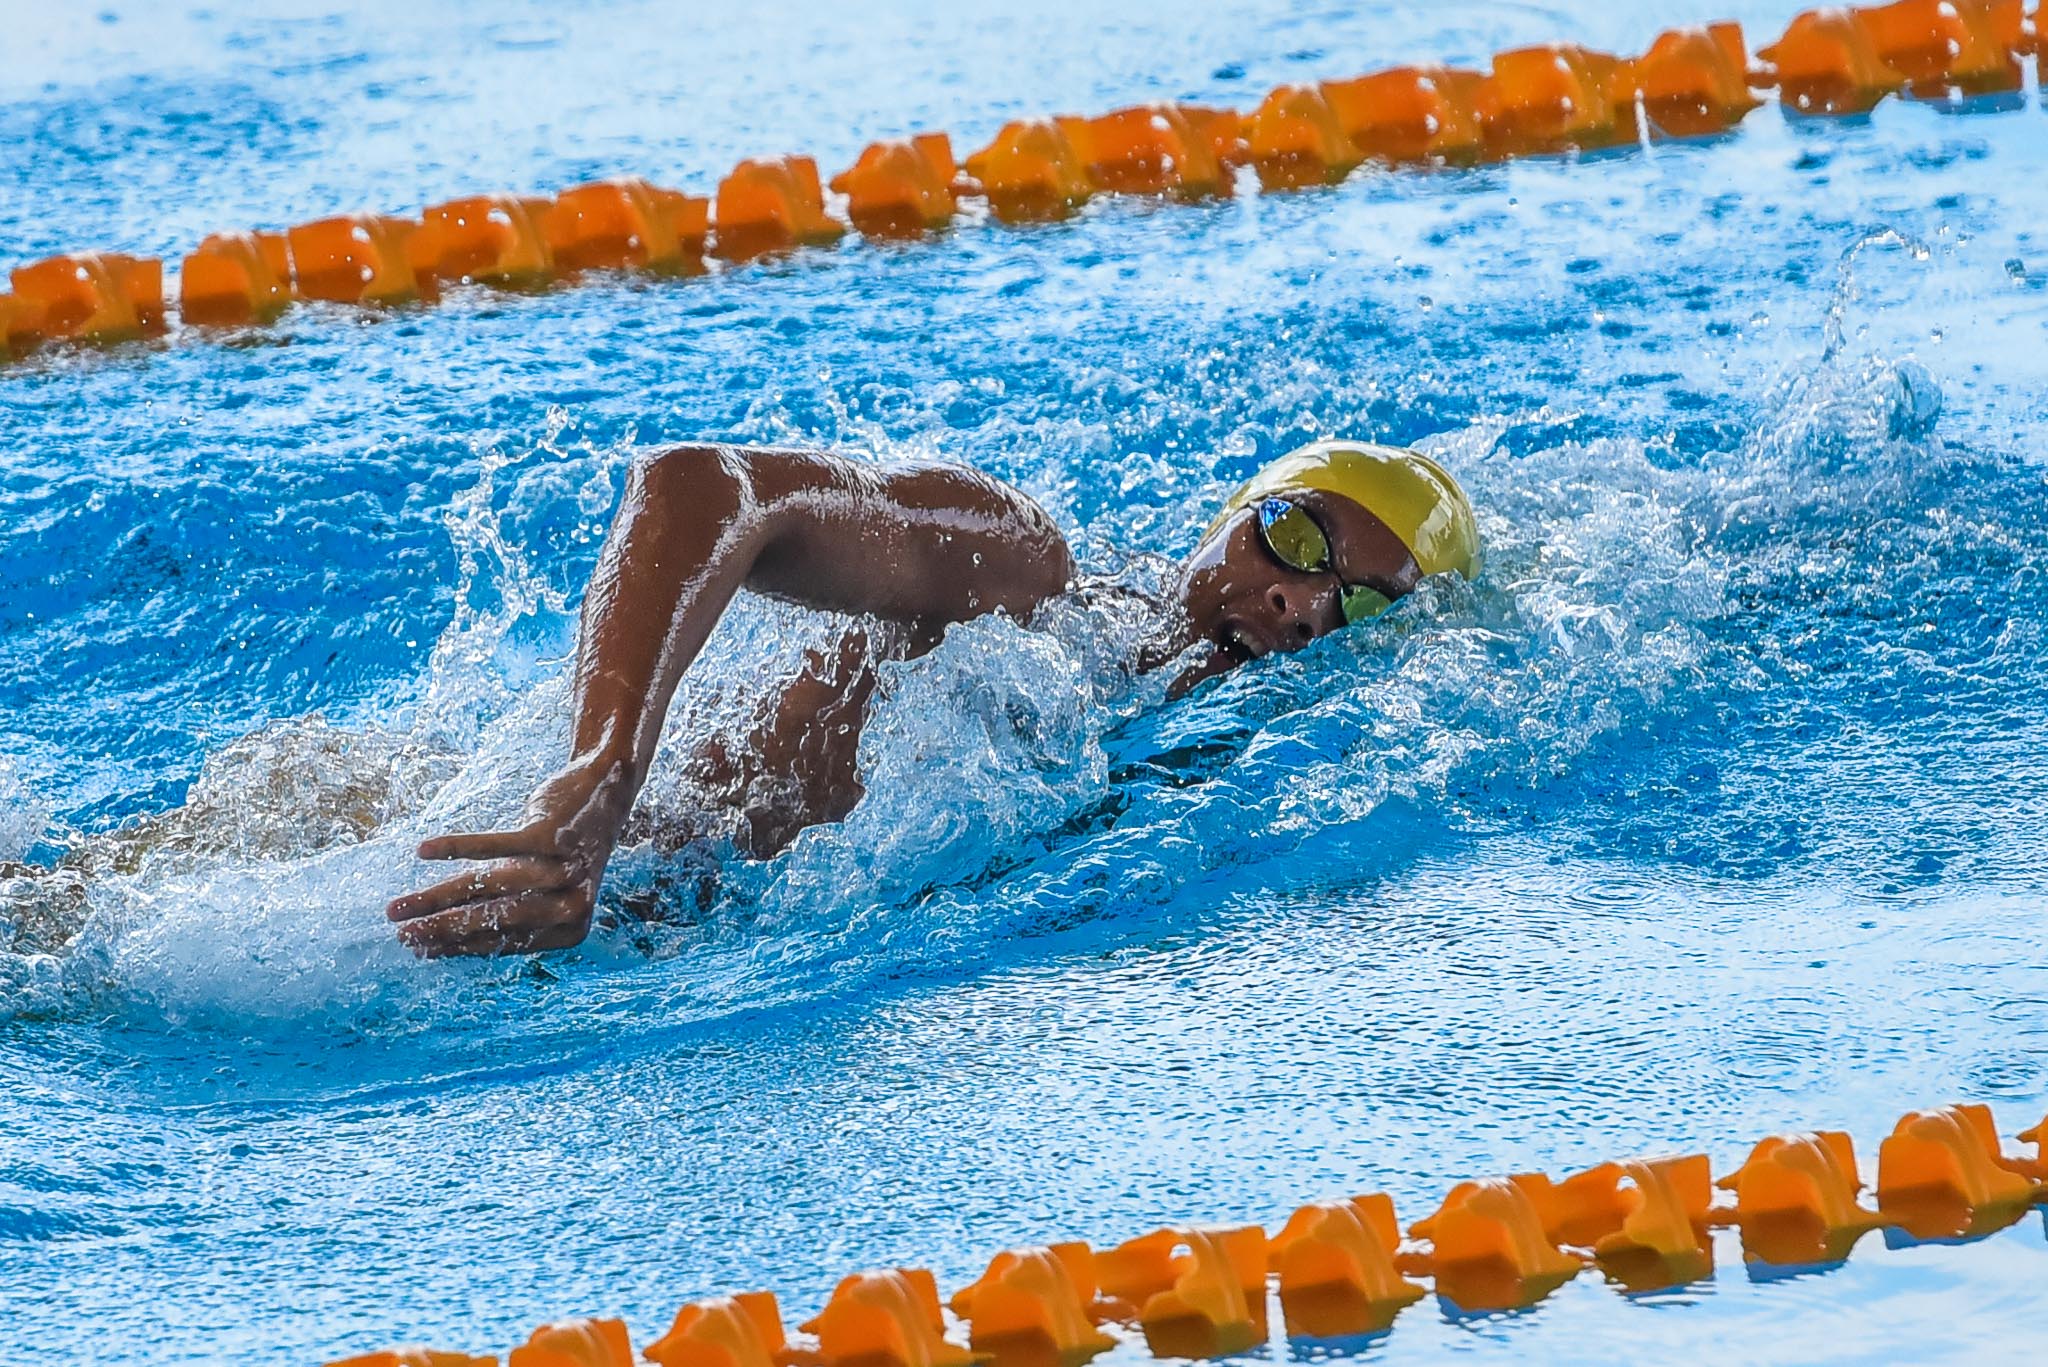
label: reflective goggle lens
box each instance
[1257,497,1396,627]
[1256,497,1332,574]
[1339,584,1394,624]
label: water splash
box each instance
[3,316,2003,1036]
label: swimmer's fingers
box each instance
[416,828,560,863]
[385,857,573,923]
[394,891,590,959]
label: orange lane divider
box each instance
[415,195,557,286]
[1875,1103,2044,1240]
[1058,105,1240,198]
[830,134,959,239]
[799,1268,976,1367]
[948,1243,1115,1364]
[1318,66,1490,165]
[1757,8,1909,113]
[10,0,2048,371]
[507,1318,636,1367]
[1859,0,2025,92]
[1244,85,1363,190]
[0,294,38,358]
[8,251,163,345]
[542,179,709,273]
[1478,1157,1715,1291]
[328,1352,499,1367]
[1711,1129,1886,1265]
[1267,1195,1424,1337]
[1404,1177,1587,1312]
[288,214,431,306]
[713,156,845,262]
[1635,23,1761,136]
[1094,1227,1265,1358]
[2015,1116,2048,1179]
[179,231,291,326]
[960,119,1095,223]
[1480,44,1642,155]
[644,1293,787,1367]
[1585,1158,1716,1289]
[326,1103,2048,1365]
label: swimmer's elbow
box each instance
[636,443,746,502]
[631,444,755,533]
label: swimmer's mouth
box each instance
[1217,619,1269,664]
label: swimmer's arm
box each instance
[388,444,1074,957]
[571,445,1072,786]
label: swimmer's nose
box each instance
[1263,583,1323,651]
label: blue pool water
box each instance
[4,0,2048,1361]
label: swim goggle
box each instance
[1254,496,1396,625]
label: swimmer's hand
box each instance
[385,757,633,957]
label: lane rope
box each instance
[327,1100,2048,1365]
[0,2,2037,365]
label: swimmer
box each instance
[387,440,1480,956]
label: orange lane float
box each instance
[1406,1177,1587,1311]
[799,1269,976,1367]
[1093,1227,1265,1358]
[1634,23,1761,136]
[326,1101,2048,1366]
[8,251,163,345]
[713,156,846,262]
[506,1319,635,1367]
[287,214,430,306]
[1714,1130,1884,1265]
[15,0,2048,373]
[1856,0,2024,93]
[645,1293,787,1367]
[1058,104,1240,198]
[1244,84,1363,190]
[960,118,1095,223]
[542,179,709,273]
[948,1243,1114,1365]
[414,195,557,286]
[1506,1163,1641,1248]
[179,231,292,326]
[1757,7,1907,114]
[0,292,39,357]
[1319,66,1489,165]
[1479,44,1641,155]
[2014,1116,2048,1179]
[1875,1104,2041,1238]
[829,134,960,239]
[110,253,166,332]
[1524,1157,1720,1290]
[1268,1195,1424,1337]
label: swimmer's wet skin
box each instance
[386,440,1479,957]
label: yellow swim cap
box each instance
[1202,439,1482,581]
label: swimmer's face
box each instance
[1169,490,1420,696]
